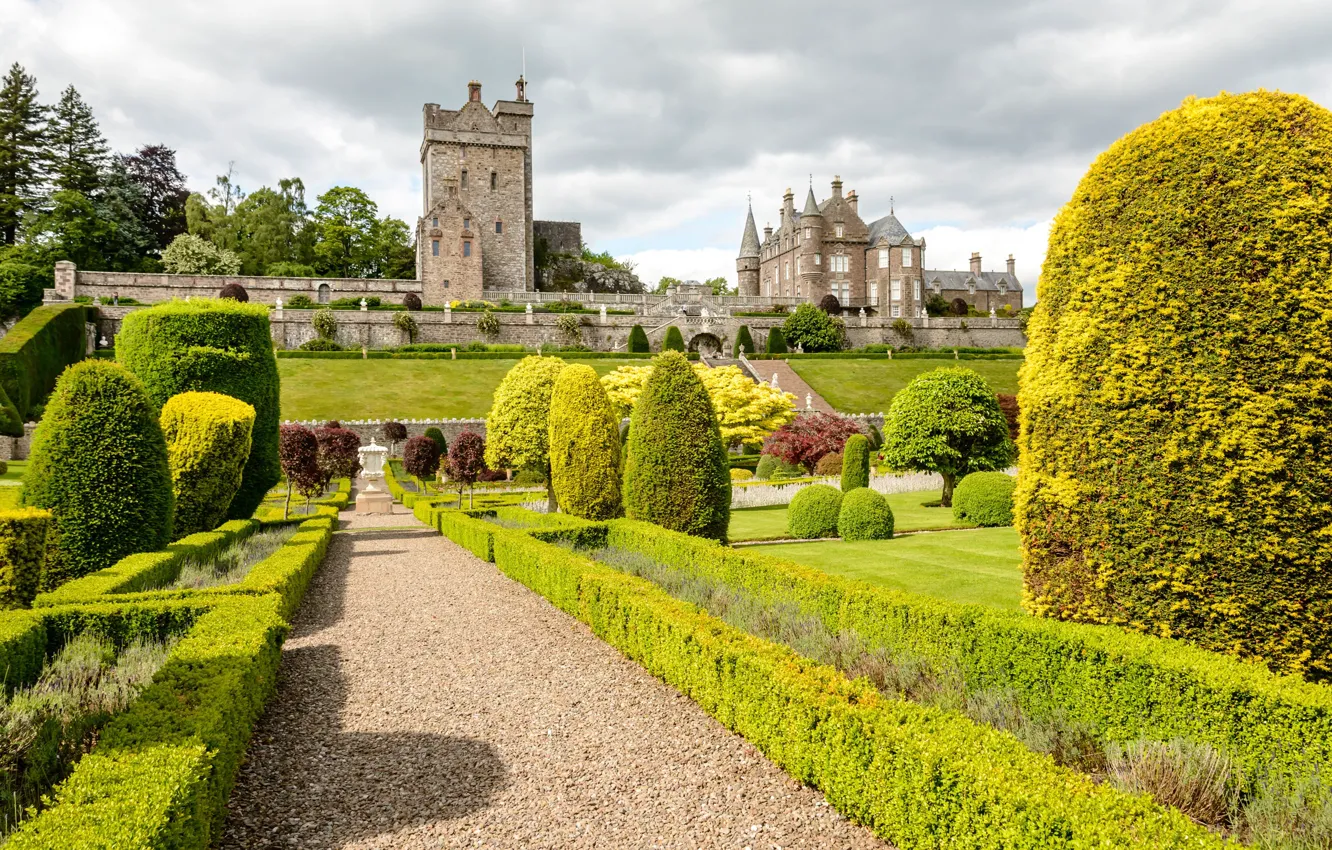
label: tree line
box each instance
[0,62,415,320]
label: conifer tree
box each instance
[0,63,47,246]
[46,85,107,196]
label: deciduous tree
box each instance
[447,431,485,508]
[279,424,321,519]
[761,411,863,473]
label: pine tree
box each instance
[46,85,107,196]
[0,64,47,246]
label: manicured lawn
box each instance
[762,527,1022,610]
[790,358,1021,414]
[0,460,25,509]
[277,358,644,421]
[730,489,971,541]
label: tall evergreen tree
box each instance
[122,144,188,252]
[46,85,107,196]
[0,63,47,246]
[95,157,155,270]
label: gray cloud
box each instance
[3,0,1332,286]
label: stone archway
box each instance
[688,332,723,356]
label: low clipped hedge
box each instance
[837,487,894,541]
[754,453,802,480]
[3,595,287,848]
[0,303,87,423]
[0,508,50,608]
[600,519,1332,785]
[786,484,842,538]
[274,349,697,361]
[459,524,1227,849]
[953,471,1016,526]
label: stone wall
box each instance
[0,422,39,461]
[534,220,582,256]
[287,418,488,445]
[67,266,422,306]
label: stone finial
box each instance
[739,344,746,356]
[599,304,607,325]
[444,303,452,324]
[92,296,101,306]
[275,297,283,312]
[359,298,368,311]
[770,373,780,390]
[989,306,996,318]
[525,302,533,313]
[525,303,534,325]
[805,393,813,410]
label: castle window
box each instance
[432,217,438,228]
[890,278,901,301]
[443,279,450,288]
[914,280,921,301]
[891,305,901,318]
[432,240,439,257]
[461,170,468,189]
[835,223,844,238]
[804,227,811,240]
[495,220,502,234]
[879,248,889,268]
[464,241,472,257]
[901,247,912,266]
[784,261,789,280]
[830,255,849,273]
[797,257,802,275]
[490,172,497,190]
[464,218,470,231]
[460,147,466,160]
[815,253,821,266]
[869,284,879,307]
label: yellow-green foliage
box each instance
[0,509,49,608]
[161,392,256,539]
[1018,91,1332,680]
[484,355,567,475]
[548,365,622,520]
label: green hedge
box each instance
[746,351,1025,361]
[840,434,870,491]
[953,471,1016,527]
[837,487,893,541]
[274,349,697,361]
[117,299,280,521]
[161,391,256,538]
[0,508,49,608]
[0,303,87,423]
[464,525,1225,848]
[3,595,287,848]
[600,519,1332,784]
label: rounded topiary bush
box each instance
[755,453,802,480]
[160,391,256,538]
[548,364,622,520]
[730,468,753,481]
[838,487,894,541]
[952,471,1015,527]
[116,298,281,521]
[21,361,173,587]
[1018,91,1332,679]
[623,351,730,541]
[841,433,870,492]
[814,451,843,477]
[627,324,650,354]
[218,282,248,302]
[787,484,843,539]
[403,292,423,311]
[662,325,686,352]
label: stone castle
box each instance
[737,178,1023,317]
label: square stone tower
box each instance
[418,78,534,303]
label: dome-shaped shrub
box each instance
[218,282,248,302]
[755,453,801,480]
[160,391,256,538]
[423,426,447,456]
[838,487,894,541]
[1017,91,1332,679]
[116,298,280,521]
[729,468,753,481]
[953,471,1015,527]
[787,484,842,539]
[402,292,423,311]
[623,351,730,540]
[841,433,870,491]
[548,364,622,520]
[22,361,173,587]
[814,451,842,477]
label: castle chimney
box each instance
[1006,254,1015,276]
[764,224,773,239]
[847,190,858,215]
[831,175,843,199]
[515,75,527,102]
[468,80,482,103]
[970,252,982,275]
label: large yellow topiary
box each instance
[161,391,256,538]
[548,365,622,520]
[1017,91,1332,680]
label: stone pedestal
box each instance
[356,488,394,514]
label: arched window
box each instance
[317,283,331,304]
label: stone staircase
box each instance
[737,356,835,414]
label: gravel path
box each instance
[220,501,887,849]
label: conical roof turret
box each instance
[739,202,760,258]
[802,186,821,217]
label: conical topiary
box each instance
[22,360,174,587]
[1018,91,1332,680]
[548,364,622,519]
[622,351,730,541]
[662,325,685,352]
[732,325,755,358]
[766,327,787,354]
[628,324,650,353]
[841,433,870,492]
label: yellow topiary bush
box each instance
[0,508,49,608]
[160,391,256,538]
[548,364,622,520]
[1017,90,1332,680]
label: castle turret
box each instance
[799,185,825,300]
[737,201,761,297]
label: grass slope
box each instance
[730,489,971,541]
[762,527,1022,610]
[278,358,643,421]
[790,358,1021,413]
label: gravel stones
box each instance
[220,503,886,849]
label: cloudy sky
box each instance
[5,0,1332,293]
